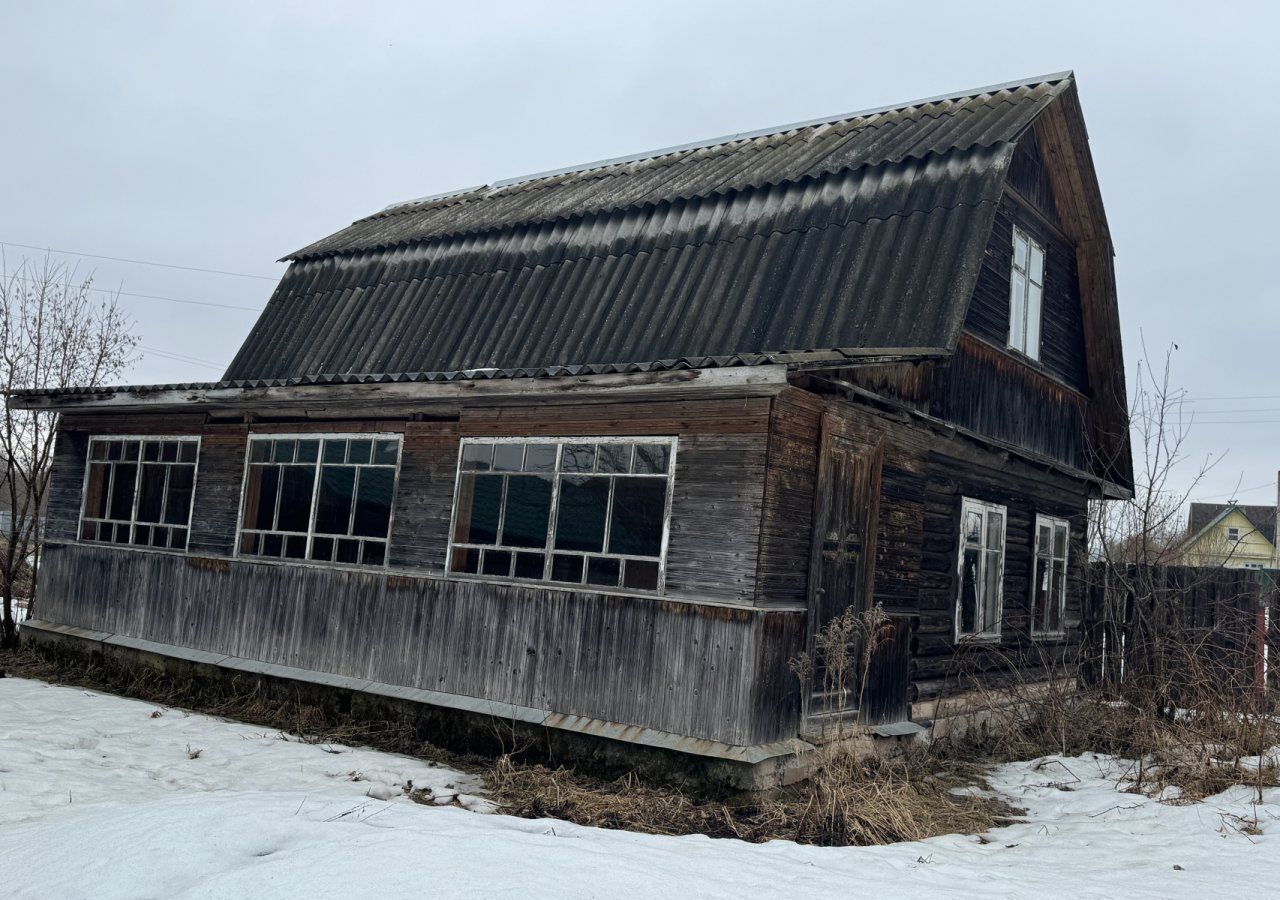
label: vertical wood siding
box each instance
[38,542,802,745]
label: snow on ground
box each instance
[3,678,1280,900]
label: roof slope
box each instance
[225,74,1072,381]
[1187,502,1277,546]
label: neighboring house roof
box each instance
[223,73,1077,382]
[1185,502,1278,548]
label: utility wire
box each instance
[0,240,279,281]
[140,345,224,369]
[4,274,262,312]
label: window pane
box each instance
[453,474,502,545]
[982,549,1002,631]
[1008,271,1027,351]
[240,532,258,555]
[1013,231,1029,270]
[1049,559,1067,632]
[1033,556,1049,631]
[985,511,1004,550]
[250,440,271,463]
[122,441,140,461]
[1028,243,1045,285]
[514,551,545,579]
[296,439,320,463]
[85,463,110,519]
[1025,282,1042,360]
[623,559,660,591]
[1053,522,1069,559]
[91,441,109,461]
[314,466,356,535]
[347,439,372,465]
[80,520,97,541]
[133,524,151,546]
[362,541,386,566]
[272,440,295,463]
[597,444,631,474]
[554,475,608,552]
[170,528,188,550]
[310,536,335,562]
[550,553,584,583]
[962,510,982,545]
[160,441,178,463]
[179,441,198,463]
[633,443,670,474]
[106,441,123,461]
[244,466,279,531]
[523,444,556,472]
[608,477,666,557]
[135,464,166,523]
[461,443,493,471]
[960,547,980,634]
[284,534,307,559]
[276,466,315,532]
[352,467,395,538]
[500,475,552,548]
[586,557,620,588]
[323,439,346,464]
[108,463,137,520]
[163,465,195,526]
[450,546,479,574]
[1037,522,1052,556]
[493,444,523,472]
[143,441,161,462]
[336,538,360,563]
[560,444,595,473]
[262,532,283,557]
[374,439,399,466]
[482,549,512,577]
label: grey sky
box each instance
[3,1,1277,510]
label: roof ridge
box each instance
[374,71,1072,218]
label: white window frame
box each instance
[1008,225,1045,361]
[1226,526,1242,543]
[955,497,1007,641]
[1031,514,1070,639]
[77,435,202,554]
[234,432,404,569]
[446,436,678,594]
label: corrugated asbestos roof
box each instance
[219,73,1074,381]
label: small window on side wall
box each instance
[956,498,1006,639]
[1032,515,1070,637]
[79,436,200,551]
[1008,225,1045,361]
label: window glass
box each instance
[956,498,1006,638]
[238,433,401,567]
[1031,515,1070,636]
[78,437,200,552]
[449,438,676,592]
[1008,225,1046,361]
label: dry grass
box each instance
[482,745,1013,846]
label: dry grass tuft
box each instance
[484,745,1013,846]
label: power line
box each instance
[140,345,224,369]
[0,240,279,281]
[5,274,262,312]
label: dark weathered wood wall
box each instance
[39,542,803,745]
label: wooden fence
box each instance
[1081,564,1276,699]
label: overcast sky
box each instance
[3,1,1277,511]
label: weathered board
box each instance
[39,541,805,746]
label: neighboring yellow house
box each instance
[1180,502,1277,569]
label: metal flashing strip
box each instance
[21,618,812,765]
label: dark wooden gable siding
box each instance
[962,197,1089,393]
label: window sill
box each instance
[446,569,665,601]
[955,633,1002,645]
[1031,631,1068,643]
[73,539,191,558]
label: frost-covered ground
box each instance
[3,678,1279,899]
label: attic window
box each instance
[448,437,676,592]
[1227,526,1242,542]
[1008,225,1045,360]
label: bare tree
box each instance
[0,255,137,648]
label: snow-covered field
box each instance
[2,677,1279,899]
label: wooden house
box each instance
[11,72,1132,786]
[1181,502,1278,570]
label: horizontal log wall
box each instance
[38,542,804,745]
[815,398,1090,706]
